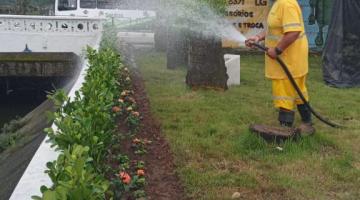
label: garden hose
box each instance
[252,43,343,128]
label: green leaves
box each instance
[47,47,123,168]
[36,47,126,199]
[100,24,119,51]
[47,90,68,108]
[33,145,109,200]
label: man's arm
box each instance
[255,31,266,41]
[245,31,266,48]
[267,31,300,59]
[277,31,301,51]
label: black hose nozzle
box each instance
[251,43,268,52]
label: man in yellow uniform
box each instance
[245,0,315,135]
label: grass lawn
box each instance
[136,50,360,200]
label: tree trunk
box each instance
[186,33,228,90]
[166,28,188,69]
[16,0,30,15]
[154,12,168,52]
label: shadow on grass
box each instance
[234,131,360,194]
[233,131,340,162]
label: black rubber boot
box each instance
[297,104,315,135]
[278,108,295,127]
[297,104,312,123]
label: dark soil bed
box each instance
[114,68,187,200]
[131,69,186,200]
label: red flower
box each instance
[137,169,145,177]
[132,111,140,117]
[133,138,141,144]
[119,171,131,184]
[112,106,121,113]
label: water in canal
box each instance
[0,77,62,129]
[0,93,46,128]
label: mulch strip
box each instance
[117,69,187,200]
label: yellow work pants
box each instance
[272,76,309,111]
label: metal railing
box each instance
[0,15,103,34]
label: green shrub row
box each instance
[32,48,127,200]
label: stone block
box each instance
[224,54,240,86]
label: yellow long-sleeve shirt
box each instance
[265,0,309,79]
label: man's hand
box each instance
[245,35,260,48]
[267,47,278,59]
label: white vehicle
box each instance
[55,0,156,20]
[0,0,156,53]
[55,0,156,45]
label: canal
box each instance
[0,77,66,129]
[0,93,45,128]
[0,76,74,200]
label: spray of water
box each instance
[157,0,250,45]
[221,24,247,44]
[108,0,259,45]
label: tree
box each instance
[154,1,189,69]
[154,10,168,52]
[16,0,31,14]
[166,27,188,69]
[15,0,53,15]
[186,32,228,89]
[163,0,229,89]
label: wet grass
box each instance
[136,50,360,200]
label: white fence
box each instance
[0,15,103,54]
